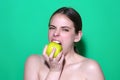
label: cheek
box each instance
[61,34,75,51]
[62,32,75,38]
[48,30,55,41]
[48,31,52,41]
[62,33,75,42]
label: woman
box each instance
[24,7,104,80]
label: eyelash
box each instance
[62,29,69,32]
[49,27,69,32]
[49,27,55,29]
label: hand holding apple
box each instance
[46,42,62,58]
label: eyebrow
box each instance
[49,25,55,27]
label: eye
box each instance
[62,28,69,32]
[49,26,56,30]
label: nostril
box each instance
[54,31,60,36]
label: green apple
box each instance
[46,42,62,58]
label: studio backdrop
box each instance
[0,0,120,80]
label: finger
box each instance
[49,48,56,58]
[59,54,65,64]
[55,51,63,61]
[43,45,49,61]
[43,45,48,57]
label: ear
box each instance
[74,31,82,42]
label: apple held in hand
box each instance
[46,42,62,58]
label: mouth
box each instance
[52,40,62,45]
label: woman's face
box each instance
[48,13,80,54]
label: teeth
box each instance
[53,41,60,44]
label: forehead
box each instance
[50,13,74,28]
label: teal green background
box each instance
[0,0,120,80]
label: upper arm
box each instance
[24,55,41,80]
[84,60,105,80]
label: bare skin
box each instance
[24,13,104,80]
[24,53,104,80]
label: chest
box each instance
[39,63,87,80]
[59,66,86,80]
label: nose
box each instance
[53,29,60,37]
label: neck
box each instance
[64,48,77,66]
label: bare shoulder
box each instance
[25,54,45,71]
[82,58,101,70]
[24,54,45,80]
[81,58,105,80]
[25,54,44,65]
